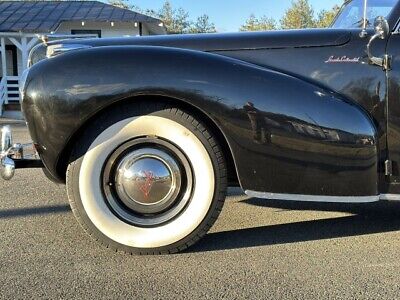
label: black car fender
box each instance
[23,45,378,196]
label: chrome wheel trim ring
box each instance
[79,116,215,248]
[79,116,215,249]
[102,138,193,227]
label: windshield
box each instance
[332,0,396,28]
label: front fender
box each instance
[23,45,378,196]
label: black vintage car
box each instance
[1,0,400,254]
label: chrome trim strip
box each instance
[380,194,400,201]
[39,34,98,45]
[245,190,380,203]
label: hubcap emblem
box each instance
[114,148,182,214]
[138,170,155,201]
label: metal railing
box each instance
[0,77,6,115]
[0,76,21,115]
[5,76,20,103]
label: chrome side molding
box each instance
[245,190,384,203]
[380,194,400,201]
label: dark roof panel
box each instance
[0,1,162,33]
[23,21,42,31]
[86,5,103,19]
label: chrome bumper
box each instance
[0,126,44,180]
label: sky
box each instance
[132,0,343,32]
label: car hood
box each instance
[51,28,351,52]
[29,29,351,67]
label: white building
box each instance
[0,1,166,115]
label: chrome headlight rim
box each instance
[28,42,45,67]
[46,44,92,58]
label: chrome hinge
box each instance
[385,160,393,176]
[383,54,392,71]
[369,54,391,71]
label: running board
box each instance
[245,191,400,203]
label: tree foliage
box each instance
[190,14,217,34]
[108,0,130,9]
[110,0,216,34]
[315,5,341,28]
[158,1,191,34]
[241,0,342,31]
[240,14,277,31]
[110,0,342,33]
[280,0,315,29]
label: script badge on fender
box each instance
[325,56,361,63]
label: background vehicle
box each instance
[2,0,400,254]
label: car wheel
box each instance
[66,102,227,254]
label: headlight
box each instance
[46,44,92,58]
[28,43,47,67]
[28,43,92,67]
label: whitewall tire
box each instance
[66,103,227,254]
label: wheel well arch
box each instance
[56,95,240,186]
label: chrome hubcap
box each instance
[114,148,182,214]
[102,138,193,227]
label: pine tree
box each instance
[190,14,217,33]
[108,0,131,9]
[316,5,341,28]
[280,0,316,29]
[240,14,276,31]
[158,1,191,34]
